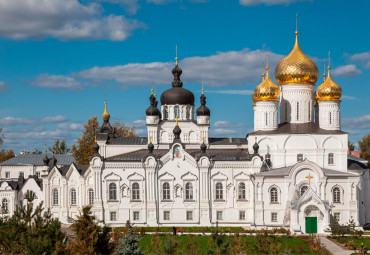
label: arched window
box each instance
[186,107,190,119]
[109,183,117,200]
[329,112,332,125]
[265,112,268,126]
[52,189,59,205]
[132,182,140,200]
[238,182,246,200]
[88,189,94,205]
[270,187,278,203]
[328,153,334,165]
[70,188,77,205]
[297,153,303,162]
[308,101,311,121]
[163,182,170,200]
[174,106,180,118]
[185,182,193,200]
[333,187,341,203]
[1,198,8,213]
[164,107,168,120]
[296,102,300,121]
[215,182,223,200]
[300,185,308,196]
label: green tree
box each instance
[0,190,65,254]
[207,222,228,255]
[116,220,143,255]
[66,205,113,255]
[358,133,370,167]
[348,140,355,153]
[49,139,69,154]
[71,116,135,164]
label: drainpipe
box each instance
[208,158,214,224]
[142,159,148,225]
[155,157,160,224]
[249,175,256,227]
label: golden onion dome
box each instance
[102,100,110,121]
[275,31,319,85]
[252,91,256,105]
[316,66,342,101]
[254,66,280,102]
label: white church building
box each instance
[1,28,369,234]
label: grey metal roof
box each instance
[57,164,89,176]
[0,175,43,191]
[208,137,247,145]
[249,122,347,135]
[255,165,358,177]
[106,149,168,162]
[107,137,148,145]
[0,154,75,166]
[348,154,368,164]
[348,159,369,170]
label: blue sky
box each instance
[0,0,369,152]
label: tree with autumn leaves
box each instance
[71,116,135,164]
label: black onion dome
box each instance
[160,63,194,106]
[43,154,50,166]
[253,141,259,154]
[196,94,210,116]
[200,142,207,154]
[173,125,181,139]
[146,94,161,116]
[93,142,100,153]
[148,142,154,153]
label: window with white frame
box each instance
[216,211,223,220]
[185,182,193,200]
[333,187,341,203]
[270,187,278,203]
[215,182,223,200]
[333,212,340,223]
[110,211,117,221]
[163,211,170,220]
[88,189,94,205]
[52,189,59,205]
[5,172,10,179]
[164,106,168,120]
[271,212,278,222]
[186,211,193,220]
[133,211,140,221]
[162,182,170,200]
[328,153,334,165]
[174,106,180,118]
[1,198,8,213]
[132,182,140,200]
[238,182,246,200]
[297,153,303,162]
[109,183,117,200]
[70,188,77,205]
[300,185,308,196]
[239,211,246,220]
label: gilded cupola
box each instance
[316,64,342,101]
[253,58,280,102]
[274,30,319,85]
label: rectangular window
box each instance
[110,211,117,221]
[164,211,170,221]
[333,212,340,223]
[5,172,10,179]
[271,212,278,222]
[186,211,193,221]
[133,211,140,221]
[328,153,334,165]
[239,211,246,220]
[216,211,223,221]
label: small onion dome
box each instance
[200,137,207,154]
[275,31,319,85]
[93,142,99,154]
[50,154,57,166]
[102,100,110,121]
[160,61,195,106]
[43,153,50,166]
[146,92,161,116]
[173,117,182,139]
[196,90,210,116]
[254,66,280,102]
[316,66,342,101]
[253,137,259,154]
[148,137,154,154]
[251,91,256,106]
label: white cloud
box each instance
[0,81,10,92]
[0,0,143,41]
[205,89,254,95]
[342,115,370,129]
[341,95,357,100]
[30,74,83,90]
[56,122,83,130]
[74,48,283,88]
[349,52,370,62]
[330,65,362,77]
[132,120,146,127]
[135,128,146,135]
[211,128,239,135]
[0,115,68,125]
[239,0,311,6]
[213,121,243,128]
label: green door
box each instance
[305,217,317,233]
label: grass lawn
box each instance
[333,237,370,249]
[138,235,312,254]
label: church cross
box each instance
[306,173,313,186]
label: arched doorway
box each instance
[304,205,323,234]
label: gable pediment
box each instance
[181,171,198,181]
[291,186,329,210]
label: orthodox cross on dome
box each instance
[306,173,314,186]
[175,45,178,65]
